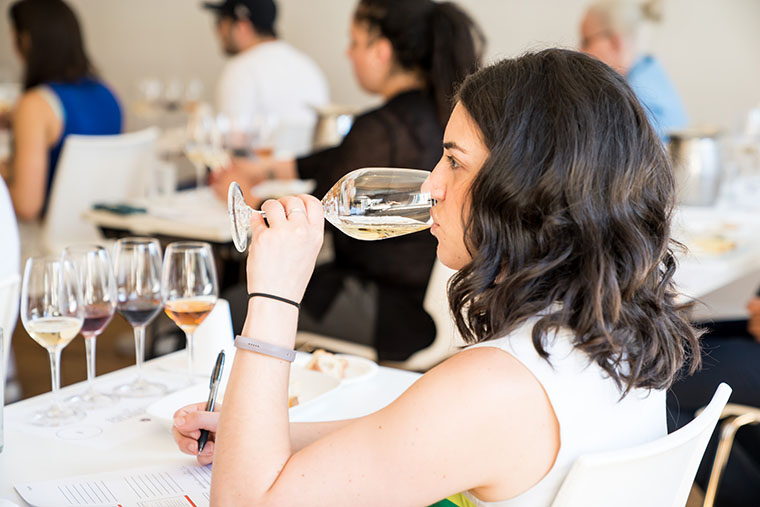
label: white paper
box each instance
[15,463,211,507]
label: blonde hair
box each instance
[587,0,663,53]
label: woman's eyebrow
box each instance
[443,141,467,153]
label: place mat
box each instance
[6,370,199,450]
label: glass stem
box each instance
[186,331,194,374]
[48,348,63,409]
[84,334,97,388]
[134,325,146,377]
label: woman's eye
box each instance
[447,155,460,169]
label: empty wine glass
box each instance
[20,256,85,426]
[113,238,167,397]
[64,245,118,408]
[161,242,218,375]
[228,167,435,252]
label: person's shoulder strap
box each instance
[32,85,64,123]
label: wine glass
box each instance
[20,256,85,426]
[251,113,279,159]
[185,111,229,189]
[113,238,167,397]
[228,167,435,252]
[161,242,218,375]
[64,245,118,408]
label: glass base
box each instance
[113,377,168,398]
[66,388,119,409]
[28,404,85,427]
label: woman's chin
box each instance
[436,247,468,271]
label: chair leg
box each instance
[703,413,760,507]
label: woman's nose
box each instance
[422,167,444,203]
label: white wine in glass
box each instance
[20,256,85,426]
[64,245,118,409]
[228,167,435,252]
[161,242,218,376]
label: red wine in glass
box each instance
[118,300,162,327]
[82,302,115,336]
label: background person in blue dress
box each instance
[580,0,688,139]
[2,0,122,221]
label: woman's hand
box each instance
[209,164,255,203]
[747,297,760,343]
[246,194,324,303]
[172,402,221,465]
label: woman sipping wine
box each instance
[173,49,701,506]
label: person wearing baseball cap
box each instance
[202,0,329,155]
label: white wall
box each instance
[1,0,758,131]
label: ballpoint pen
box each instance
[198,350,225,454]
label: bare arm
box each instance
[7,90,61,221]
[173,405,356,465]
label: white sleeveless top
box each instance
[460,317,666,507]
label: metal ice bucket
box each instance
[312,104,358,150]
[668,129,722,206]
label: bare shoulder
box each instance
[15,89,54,117]
[14,89,60,145]
[14,89,58,129]
[420,345,550,404]
[401,345,560,498]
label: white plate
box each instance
[337,354,379,384]
[146,365,340,428]
[250,179,317,199]
[294,353,378,385]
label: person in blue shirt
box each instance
[580,0,687,139]
[2,0,122,221]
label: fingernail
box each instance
[174,416,185,427]
[188,441,197,453]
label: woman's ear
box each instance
[373,36,394,68]
[14,30,31,59]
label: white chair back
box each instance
[399,260,464,370]
[550,382,732,507]
[0,273,20,378]
[295,260,464,370]
[41,127,160,254]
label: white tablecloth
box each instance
[0,352,420,504]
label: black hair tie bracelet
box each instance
[248,292,301,310]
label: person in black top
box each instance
[668,298,760,506]
[214,0,484,361]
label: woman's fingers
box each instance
[280,195,309,222]
[173,427,200,454]
[197,441,215,465]
[260,199,287,226]
[171,402,221,452]
[299,194,324,224]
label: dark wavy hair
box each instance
[9,0,97,90]
[354,0,485,125]
[450,49,700,392]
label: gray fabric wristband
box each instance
[234,335,296,362]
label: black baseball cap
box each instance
[202,0,277,33]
